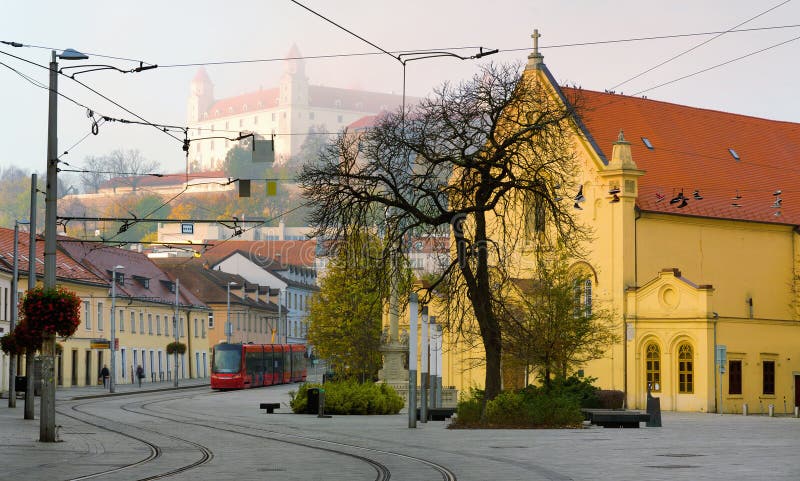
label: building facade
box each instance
[186,44,408,172]
[394,38,800,413]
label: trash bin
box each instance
[15,376,26,392]
[306,388,320,414]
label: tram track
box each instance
[57,385,457,481]
[57,389,217,480]
[134,390,457,481]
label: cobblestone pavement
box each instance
[1,381,799,481]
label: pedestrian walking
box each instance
[136,365,144,388]
[100,365,110,388]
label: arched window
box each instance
[678,343,694,393]
[583,279,592,316]
[646,343,661,392]
[573,278,593,317]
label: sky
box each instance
[1,0,799,178]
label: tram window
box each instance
[213,348,241,373]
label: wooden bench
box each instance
[581,409,650,428]
[259,402,281,414]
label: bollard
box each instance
[768,404,775,417]
[742,403,748,416]
[794,406,799,418]
[318,388,331,418]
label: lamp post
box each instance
[226,282,237,344]
[8,220,29,408]
[41,47,88,443]
[109,265,124,393]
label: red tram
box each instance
[211,343,307,390]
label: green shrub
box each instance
[452,382,586,428]
[289,381,403,415]
[455,387,484,425]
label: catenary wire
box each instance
[609,0,793,90]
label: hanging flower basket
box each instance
[21,286,82,339]
[0,319,44,355]
[166,341,187,355]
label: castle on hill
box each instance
[186,44,406,172]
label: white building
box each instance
[186,44,408,172]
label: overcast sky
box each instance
[1,0,798,176]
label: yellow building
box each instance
[60,241,211,386]
[429,35,800,413]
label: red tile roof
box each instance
[0,228,106,286]
[201,239,316,267]
[563,87,800,225]
[59,239,206,307]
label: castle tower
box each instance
[187,67,215,123]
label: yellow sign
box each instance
[90,340,110,349]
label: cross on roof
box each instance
[531,29,541,56]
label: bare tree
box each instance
[79,149,160,193]
[78,155,110,194]
[298,63,586,401]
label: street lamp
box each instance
[226,282,237,344]
[109,265,124,393]
[8,220,29,408]
[42,47,88,442]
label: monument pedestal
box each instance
[378,342,409,403]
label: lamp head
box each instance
[114,265,125,270]
[58,48,88,61]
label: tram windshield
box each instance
[212,345,242,373]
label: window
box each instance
[646,343,661,392]
[678,343,694,393]
[641,137,654,150]
[83,301,91,330]
[148,314,153,335]
[337,115,343,123]
[524,192,546,241]
[584,279,592,316]
[763,360,775,395]
[309,112,315,120]
[130,311,136,333]
[164,316,169,337]
[208,312,214,329]
[118,308,124,331]
[271,112,276,121]
[253,116,258,125]
[202,320,206,338]
[194,318,198,337]
[139,312,145,333]
[97,303,104,331]
[729,360,742,395]
[156,315,161,335]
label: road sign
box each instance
[181,223,194,235]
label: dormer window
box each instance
[641,137,654,150]
[728,148,740,161]
[133,275,150,289]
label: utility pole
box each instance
[408,294,418,428]
[174,278,179,387]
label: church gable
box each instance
[626,268,714,320]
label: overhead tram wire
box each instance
[631,33,800,97]
[5,23,799,75]
[608,0,794,91]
